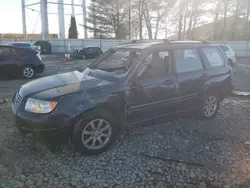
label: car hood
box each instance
[18,71,115,99]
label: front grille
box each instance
[14,92,22,109]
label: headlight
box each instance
[25,98,57,114]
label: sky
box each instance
[0,0,89,38]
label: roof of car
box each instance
[10,42,32,45]
[114,40,212,50]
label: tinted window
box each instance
[202,47,224,67]
[0,47,16,58]
[219,45,230,52]
[88,47,101,53]
[175,49,203,73]
[13,43,32,49]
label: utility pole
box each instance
[71,0,75,16]
[129,0,131,40]
[82,0,88,39]
[40,0,49,40]
[21,0,27,39]
[57,0,65,39]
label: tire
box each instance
[22,66,35,79]
[199,92,220,120]
[229,59,234,68]
[72,109,118,155]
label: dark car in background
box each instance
[9,42,40,51]
[0,45,44,78]
[70,47,103,59]
[34,40,52,54]
[12,40,232,155]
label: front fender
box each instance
[59,89,126,125]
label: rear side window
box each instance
[174,49,203,73]
[0,47,17,57]
[202,47,224,67]
[88,47,101,53]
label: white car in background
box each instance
[218,44,236,67]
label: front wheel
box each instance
[72,110,118,155]
[199,93,220,119]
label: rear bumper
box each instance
[35,64,45,73]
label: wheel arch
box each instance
[70,102,125,137]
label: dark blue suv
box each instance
[0,45,44,78]
[12,40,232,155]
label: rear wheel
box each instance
[22,66,35,79]
[72,109,118,155]
[199,92,220,119]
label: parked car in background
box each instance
[218,44,236,67]
[9,42,40,52]
[34,40,52,54]
[70,47,103,59]
[11,40,232,155]
[0,44,44,79]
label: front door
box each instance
[125,50,179,124]
[174,48,206,112]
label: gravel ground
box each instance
[0,57,250,188]
[232,59,250,92]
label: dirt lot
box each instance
[0,57,250,188]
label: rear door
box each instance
[174,48,206,112]
[0,46,20,77]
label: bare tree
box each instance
[231,0,240,40]
[245,0,250,39]
[213,0,220,40]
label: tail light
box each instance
[36,52,42,61]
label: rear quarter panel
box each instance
[204,66,232,100]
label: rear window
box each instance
[219,45,230,52]
[202,47,225,67]
[13,43,32,49]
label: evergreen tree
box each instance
[68,16,78,39]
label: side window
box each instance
[202,47,224,67]
[138,50,171,78]
[219,45,230,53]
[0,47,16,58]
[175,49,203,73]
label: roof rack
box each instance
[200,40,210,44]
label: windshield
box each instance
[88,48,141,79]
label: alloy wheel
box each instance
[23,67,34,78]
[203,96,217,117]
[81,119,112,150]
